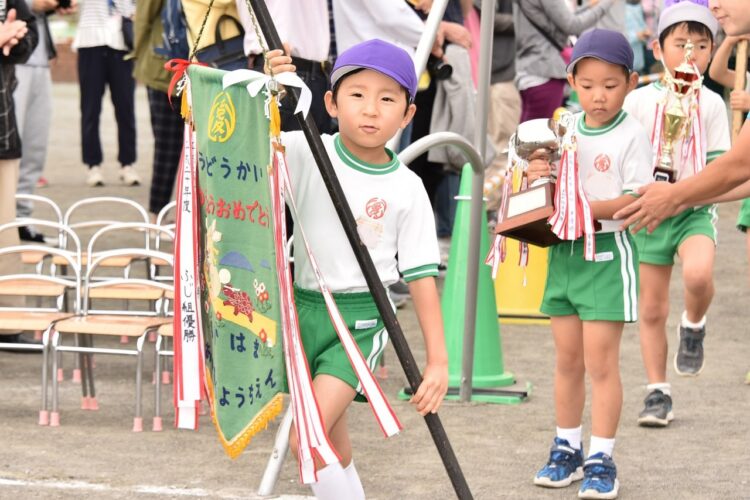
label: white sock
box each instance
[681,311,706,329]
[310,463,356,500]
[588,436,615,458]
[647,382,671,397]
[343,460,365,499]
[556,426,582,450]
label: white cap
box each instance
[657,1,719,39]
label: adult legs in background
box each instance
[146,87,183,216]
[105,47,137,178]
[485,80,521,213]
[14,65,52,220]
[78,46,107,168]
[520,79,566,122]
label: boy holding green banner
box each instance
[267,39,449,499]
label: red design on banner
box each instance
[365,197,387,219]
[594,154,611,172]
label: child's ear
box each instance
[651,39,663,60]
[323,90,338,118]
[401,102,417,129]
[566,73,575,88]
[628,71,639,91]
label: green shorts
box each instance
[633,206,717,265]
[295,286,388,403]
[737,199,750,232]
[541,231,639,322]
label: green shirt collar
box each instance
[577,110,628,136]
[334,134,400,175]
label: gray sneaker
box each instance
[674,323,706,376]
[637,389,674,427]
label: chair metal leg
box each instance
[257,404,293,496]
[50,331,61,427]
[39,326,52,426]
[72,333,82,383]
[153,335,163,431]
[133,332,147,432]
[82,335,98,410]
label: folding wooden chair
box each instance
[0,220,81,425]
[14,194,64,274]
[150,201,176,283]
[50,223,173,431]
[54,196,150,279]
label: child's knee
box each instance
[556,351,585,377]
[683,267,714,296]
[640,300,669,325]
[585,360,619,383]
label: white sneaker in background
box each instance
[86,166,104,187]
[120,165,141,186]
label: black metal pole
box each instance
[246,1,472,498]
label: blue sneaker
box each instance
[534,437,584,488]
[578,453,620,499]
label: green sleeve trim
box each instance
[706,150,726,163]
[401,264,439,282]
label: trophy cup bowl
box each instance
[494,117,565,247]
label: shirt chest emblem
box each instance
[365,197,387,219]
[594,154,611,173]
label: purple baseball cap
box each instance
[566,29,634,74]
[330,39,418,100]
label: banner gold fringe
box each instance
[205,371,284,459]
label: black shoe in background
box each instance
[18,226,47,243]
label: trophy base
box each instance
[495,183,562,248]
[654,166,676,183]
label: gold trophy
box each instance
[653,101,687,182]
[654,39,701,183]
[494,113,572,247]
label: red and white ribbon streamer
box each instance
[173,83,205,430]
[272,144,402,482]
[485,167,513,279]
[652,65,705,180]
[548,131,596,261]
[270,147,338,483]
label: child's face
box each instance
[710,0,750,36]
[653,24,713,75]
[324,69,416,160]
[567,58,638,128]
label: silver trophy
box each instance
[495,114,572,247]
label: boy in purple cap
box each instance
[622,1,730,428]
[266,39,448,499]
[527,28,653,499]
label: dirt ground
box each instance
[1,83,749,500]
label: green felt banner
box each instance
[189,65,284,457]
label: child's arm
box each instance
[590,193,639,220]
[708,35,748,89]
[407,277,448,416]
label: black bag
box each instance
[194,15,247,71]
[121,17,134,51]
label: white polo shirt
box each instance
[281,132,439,292]
[571,110,654,233]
